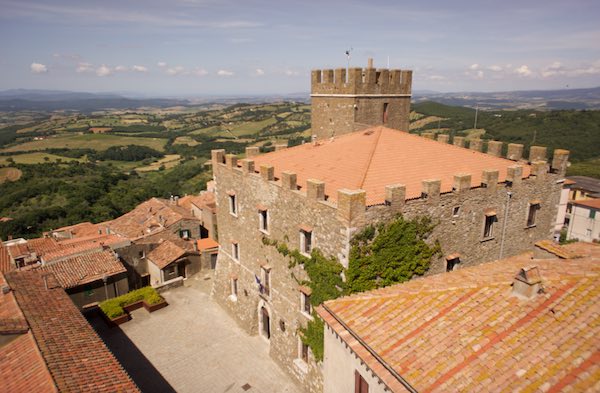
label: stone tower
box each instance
[310,58,412,140]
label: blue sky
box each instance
[1,0,599,96]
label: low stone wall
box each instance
[154,276,184,293]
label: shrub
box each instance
[99,286,165,319]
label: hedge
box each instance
[99,286,164,319]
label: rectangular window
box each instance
[483,211,496,239]
[590,210,597,219]
[179,229,191,239]
[383,102,389,124]
[527,203,540,227]
[355,371,369,393]
[259,209,269,233]
[446,256,460,272]
[232,242,239,261]
[230,278,238,297]
[165,265,176,277]
[302,292,312,314]
[229,193,237,216]
[452,206,461,217]
[261,266,271,297]
[300,341,309,364]
[300,229,312,255]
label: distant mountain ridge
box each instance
[413,86,600,110]
[1,87,599,112]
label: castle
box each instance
[209,61,569,392]
[311,58,412,139]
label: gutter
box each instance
[321,304,419,393]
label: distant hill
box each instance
[413,87,600,110]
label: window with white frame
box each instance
[300,290,312,315]
[527,201,541,227]
[259,208,269,233]
[231,242,240,261]
[299,339,309,364]
[228,193,237,216]
[300,228,312,255]
[230,277,238,298]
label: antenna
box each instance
[345,47,353,82]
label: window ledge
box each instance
[525,224,537,229]
[229,212,238,218]
[301,311,314,320]
[259,229,269,235]
[228,294,238,302]
[480,237,495,243]
[293,359,308,374]
[300,251,311,258]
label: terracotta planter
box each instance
[144,300,168,313]
[123,301,144,312]
[101,310,130,327]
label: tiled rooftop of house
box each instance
[567,175,600,194]
[197,237,219,251]
[178,192,217,213]
[38,249,126,289]
[251,126,532,205]
[0,244,11,273]
[147,240,187,269]
[317,242,600,393]
[103,197,195,239]
[573,198,600,210]
[3,270,139,392]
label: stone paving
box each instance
[93,274,301,393]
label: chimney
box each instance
[174,196,179,206]
[511,266,543,299]
[312,135,318,146]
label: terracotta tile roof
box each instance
[197,238,219,251]
[4,270,139,392]
[535,239,582,259]
[7,242,30,259]
[37,250,126,289]
[0,332,57,393]
[51,221,108,238]
[317,242,600,393]
[0,244,12,273]
[105,197,194,240]
[147,240,187,269]
[178,192,217,213]
[41,241,104,263]
[251,127,532,205]
[27,237,64,256]
[573,198,600,210]
[0,273,27,334]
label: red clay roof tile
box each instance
[147,240,187,269]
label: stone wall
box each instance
[67,272,129,309]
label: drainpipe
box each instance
[499,191,513,260]
[102,275,109,300]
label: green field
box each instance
[2,134,167,153]
[0,152,84,165]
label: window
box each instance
[230,278,238,298]
[300,229,312,255]
[383,102,389,124]
[232,242,239,261]
[301,292,312,315]
[165,264,177,277]
[84,285,94,298]
[259,209,269,233]
[138,250,145,258]
[483,210,496,239]
[354,371,369,393]
[228,193,237,216]
[300,341,309,363]
[452,206,461,217]
[527,203,540,227]
[179,229,191,239]
[446,256,460,272]
[261,266,271,297]
[590,210,597,219]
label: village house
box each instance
[316,241,600,393]
[208,61,570,391]
[0,269,139,392]
[566,199,600,242]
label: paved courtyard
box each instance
[90,275,301,393]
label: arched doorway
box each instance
[260,305,270,340]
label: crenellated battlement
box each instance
[211,144,569,227]
[311,67,412,96]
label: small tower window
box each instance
[383,102,389,124]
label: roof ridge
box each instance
[358,127,384,189]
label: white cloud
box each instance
[191,67,208,76]
[469,63,480,70]
[515,65,532,77]
[30,62,47,73]
[476,70,484,79]
[76,62,94,73]
[217,69,234,76]
[284,69,300,76]
[96,65,112,77]
[157,61,167,68]
[114,65,129,72]
[132,65,148,72]
[254,68,265,76]
[166,66,186,76]
[488,65,503,72]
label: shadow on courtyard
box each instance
[86,309,176,393]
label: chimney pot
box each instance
[512,266,543,299]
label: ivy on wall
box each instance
[262,214,440,362]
